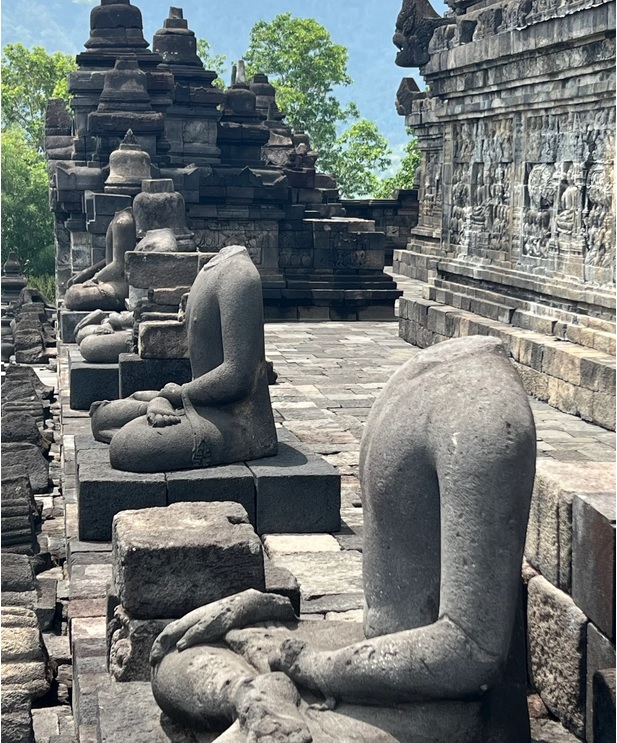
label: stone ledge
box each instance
[75,432,341,541]
[399,297,616,430]
[68,348,119,411]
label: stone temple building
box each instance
[45,0,413,322]
[393,0,616,430]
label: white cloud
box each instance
[72,0,97,4]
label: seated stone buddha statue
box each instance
[64,207,134,312]
[148,336,536,743]
[90,245,278,472]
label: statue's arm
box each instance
[182,272,264,406]
[67,260,105,288]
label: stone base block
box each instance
[69,347,119,411]
[166,465,256,524]
[118,353,192,398]
[75,431,341,541]
[112,502,265,619]
[593,668,616,743]
[572,493,616,641]
[249,442,341,534]
[58,310,92,344]
[77,456,167,541]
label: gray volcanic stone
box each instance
[117,354,192,398]
[1,444,49,493]
[1,687,34,743]
[112,502,265,619]
[0,607,53,700]
[1,468,38,553]
[1,365,52,402]
[572,493,615,640]
[77,461,166,542]
[1,413,45,449]
[69,355,119,411]
[528,575,587,738]
[248,442,341,534]
[0,554,36,593]
[586,623,616,742]
[593,668,616,743]
[166,464,256,522]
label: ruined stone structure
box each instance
[394,0,616,430]
[47,1,406,322]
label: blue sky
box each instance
[1,0,448,162]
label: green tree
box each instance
[196,39,228,89]
[373,134,421,198]
[244,13,356,151]
[1,126,55,276]
[322,120,392,198]
[1,44,75,288]
[244,13,393,197]
[1,43,76,149]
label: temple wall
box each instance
[395,0,615,313]
[393,0,616,738]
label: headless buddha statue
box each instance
[64,208,134,311]
[91,245,278,472]
[149,336,536,743]
[75,309,134,363]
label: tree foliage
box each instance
[372,134,421,198]
[244,13,356,152]
[1,43,76,150]
[322,120,392,198]
[196,39,228,89]
[1,126,55,276]
[243,13,398,197]
[1,44,75,280]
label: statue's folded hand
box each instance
[150,590,297,667]
[146,396,182,427]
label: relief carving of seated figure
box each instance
[75,309,134,363]
[90,245,278,472]
[149,336,536,743]
[64,208,134,311]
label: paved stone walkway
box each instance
[262,321,615,620]
[50,316,614,742]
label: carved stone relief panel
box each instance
[520,108,615,279]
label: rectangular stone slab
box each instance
[248,442,341,534]
[166,464,256,525]
[58,310,92,343]
[118,353,192,398]
[77,462,166,542]
[69,350,119,411]
[112,502,265,619]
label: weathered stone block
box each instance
[0,607,54,700]
[58,310,92,344]
[248,442,341,534]
[586,623,616,742]
[572,493,616,641]
[593,668,616,743]
[126,252,214,290]
[77,461,167,542]
[1,687,34,743]
[1,444,49,494]
[528,575,587,738]
[112,502,265,619]
[137,321,187,359]
[69,355,119,411]
[525,460,616,592]
[166,464,256,525]
[118,354,192,398]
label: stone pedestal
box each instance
[75,430,340,541]
[69,346,119,411]
[118,353,192,397]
